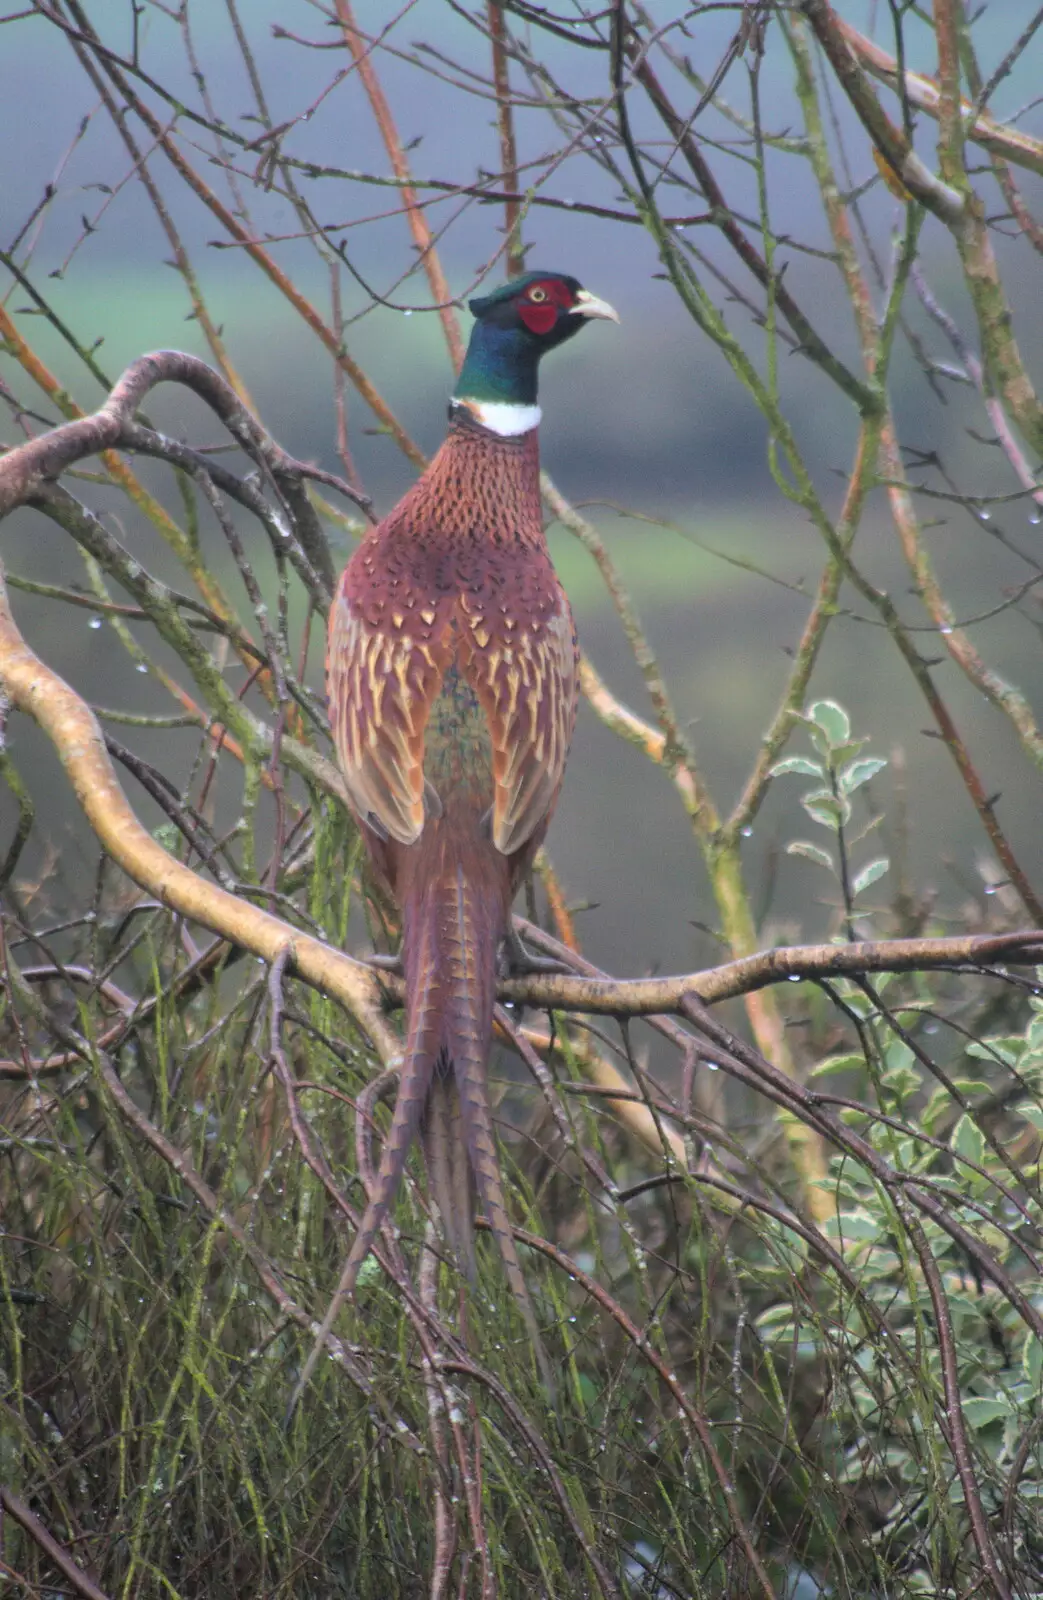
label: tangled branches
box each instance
[3,2,1043,1594]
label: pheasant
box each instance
[320,271,617,1379]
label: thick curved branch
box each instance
[836,12,1043,180]
[800,0,965,221]
[0,568,396,1063]
[499,927,1043,1014]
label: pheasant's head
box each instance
[452,271,618,437]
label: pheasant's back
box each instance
[338,413,577,847]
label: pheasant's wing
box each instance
[326,577,450,845]
[464,586,579,857]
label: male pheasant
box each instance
[324,270,617,1371]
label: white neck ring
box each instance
[455,399,542,437]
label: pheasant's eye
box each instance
[528,287,548,303]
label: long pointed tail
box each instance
[290,849,550,1413]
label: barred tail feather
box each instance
[288,846,551,1421]
[420,1065,472,1273]
[286,902,446,1419]
[339,896,445,1287]
[439,865,554,1392]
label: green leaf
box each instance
[1023,1334,1043,1389]
[786,840,835,871]
[810,1051,864,1078]
[1021,1054,1043,1088]
[852,857,889,896]
[950,1077,995,1097]
[893,1137,929,1172]
[951,1113,985,1168]
[830,738,868,765]
[968,1221,1012,1261]
[754,1302,797,1331]
[835,1209,880,1242]
[807,699,851,746]
[965,1036,1023,1067]
[884,1039,913,1074]
[881,1064,920,1101]
[1016,1099,1043,1132]
[838,756,887,795]
[801,790,850,829]
[961,1397,1010,1429]
[1025,1014,1043,1050]
[769,755,823,778]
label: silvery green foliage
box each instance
[753,962,1043,1584]
[771,700,889,906]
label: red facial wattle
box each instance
[518,300,558,335]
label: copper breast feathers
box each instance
[327,529,579,857]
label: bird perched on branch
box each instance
[321,270,617,1380]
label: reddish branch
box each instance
[488,1,525,277]
[49,0,426,468]
[0,1489,111,1600]
[833,9,1043,180]
[333,0,466,372]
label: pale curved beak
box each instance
[570,288,620,324]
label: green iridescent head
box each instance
[453,271,619,409]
